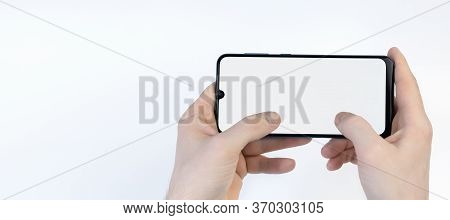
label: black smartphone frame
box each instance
[215,53,394,138]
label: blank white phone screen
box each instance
[217,56,387,135]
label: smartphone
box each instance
[215,53,394,138]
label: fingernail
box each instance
[335,112,353,125]
[264,112,281,125]
[326,160,333,171]
[335,113,343,125]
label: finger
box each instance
[178,83,217,134]
[387,47,427,124]
[342,148,356,164]
[235,153,247,179]
[326,148,355,171]
[218,112,281,152]
[326,157,343,171]
[391,98,400,133]
[246,155,296,174]
[225,174,243,200]
[321,138,352,159]
[243,137,311,156]
[335,112,384,156]
[393,97,398,116]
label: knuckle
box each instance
[416,119,433,140]
[241,147,249,156]
[242,113,262,125]
[405,121,433,142]
[423,120,433,139]
[196,99,208,110]
[177,113,194,128]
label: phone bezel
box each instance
[215,53,394,138]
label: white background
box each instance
[0,0,449,200]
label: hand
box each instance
[167,83,311,199]
[321,47,432,199]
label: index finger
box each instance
[242,137,311,156]
[388,47,427,125]
[178,83,217,132]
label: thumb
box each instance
[219,112,281,152]
[334,112,384,155]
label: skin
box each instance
[167,84,311,199]
[321,47,433,199]
[169,47,432,200]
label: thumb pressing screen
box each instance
[215,54,394,138]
